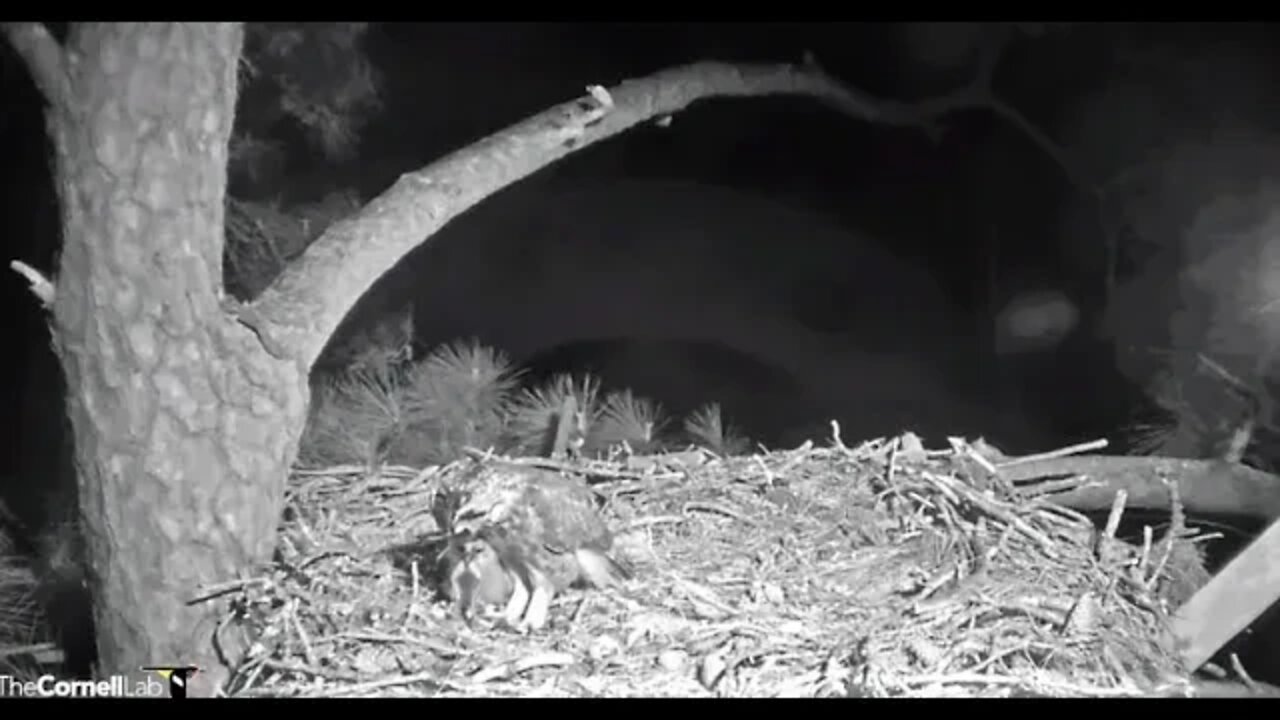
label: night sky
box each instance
[4,22,1280,505]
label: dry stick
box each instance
[1002,455,1280,521]
[0,642,61,660]
[549,394,579,461]
[996,439,1109,469]
[307,670,447,697]
[471,652,576,683]
[1102,490,1127,542]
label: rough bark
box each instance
[10,23,307,696]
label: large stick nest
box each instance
[209,431,1211,698]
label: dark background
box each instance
[3,22,1280,682]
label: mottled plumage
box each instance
[440,461,632,631]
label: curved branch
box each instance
[236,60,1001,371]
[2,22,70,110]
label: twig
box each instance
[623,515,685,530]
[1093,489,1127,566]
[0,642,61,660]
[1146,476,1183,587]
[471,651,576,683]
[187,576,269,605]
[997,439,1109,468]
[1196,353,1249,393]
[322,631,460,658]
[1229,652,1258,692]
[549,394,578,460]
[673,577,739,617]
[896,671,1144,697]
[931,473,1056,557]
[682,502,754,525]
[1103,490,1127,541]
[297,670,444,697]
[751,456,777,487]
[829,420,847,451]
[1138,525,1153,577]
[288,598,317,667]
[1016,475,1088,498]
[964,444,999,475]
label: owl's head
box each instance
[448,465,533,535]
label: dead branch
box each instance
[1006,454,1280,522]
[2,22,71,111]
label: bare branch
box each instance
[237,60,1017,370]
[2,22,70,110]
[986,97,1095,193]
[1007,454,1280,521]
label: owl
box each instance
[437,460,633,632]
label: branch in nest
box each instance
[1007,454,1280,522]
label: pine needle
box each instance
[592,389,670,456]
[504,373,601,457]
[684,402,751,456]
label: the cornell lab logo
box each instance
[140,666,199,699]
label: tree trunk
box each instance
[6,27,877,695]
[28,23,307,695]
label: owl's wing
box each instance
[526,474,613,553]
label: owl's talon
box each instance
[503,578,530,627]
[522,584,553,632]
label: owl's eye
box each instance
[454,508,489,536]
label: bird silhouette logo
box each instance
[140,665,199,699]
